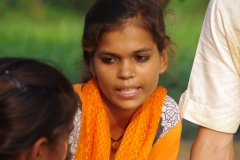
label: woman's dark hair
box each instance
[0,57,78,160]
[80,0,175,83]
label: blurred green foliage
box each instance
[0,0,91,13]
[0,3,84,82]
[160,0,209,102]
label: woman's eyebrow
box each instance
[97,51,120,58]
[97,47,152,57]
[133,48,152,54]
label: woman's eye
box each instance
[134,55,149,62]
[101,57,116,64]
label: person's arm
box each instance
[179,0,240,158]
[190,126,234,160]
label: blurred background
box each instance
[0,0,239,159]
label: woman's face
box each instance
[92,24,166,112]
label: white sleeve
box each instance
[179,0,240,133]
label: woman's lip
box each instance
[117,85,138,89]
[116,87,140,99]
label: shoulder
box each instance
[163,95,178,110]
[154,95,181,143]
[73,84,84,92]
[161,95,180,137]
[68,108,82,160]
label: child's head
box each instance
[0,57,78,160]
[80,0,173,83]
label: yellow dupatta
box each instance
[73,79,167,160]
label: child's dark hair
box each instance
[80,0,175,83]
[0,57,78,160]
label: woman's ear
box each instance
[90,57,96,78]
[30,137,48,160]
[159,49,168,75]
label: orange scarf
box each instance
[73,79,167,160]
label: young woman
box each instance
[68,0,182,159]
[0,57,78,160]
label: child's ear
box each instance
[30,137,48,160]
[159,49,168,75]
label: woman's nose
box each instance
[117,61,136,79]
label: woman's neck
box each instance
[101,95,139,139]
[106,105,137,136]
[100,90,140,140]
